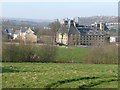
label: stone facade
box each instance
[56,33,68,45]
[56,19,109,46]
[56,20,80,46]
[80,34,106,46]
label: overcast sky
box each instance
[1,2,118,20]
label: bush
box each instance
[84,45,118,64]
[2,44,57,62]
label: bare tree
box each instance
[49,20,60,45]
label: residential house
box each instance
[13,27,37,43]
[110,36,120,43]
[3,28,14,39]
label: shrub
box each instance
[2,44,57,62]
[84,45,118,64]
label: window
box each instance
[77,42,79,45]
[89,37,91,40]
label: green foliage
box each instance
[2,63,118,88]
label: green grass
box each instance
[2,63,118,88]
[55,47,89,63]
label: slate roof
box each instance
[5,29,14,34]
[76,24,106,36]
[57,22,79,34]
[3,29,14,36]
[57,20,107,36]
[57,24,69,34]
[78,29,106,36]
[21,28,27,32]
[14,30,21,34]
[77,26,89,35]
[14,27,34,34]
[68,24,80,34]
[104,25,109,31]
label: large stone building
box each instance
[56,20,80,46]
[56,19,109,46]
[77,24,109,46]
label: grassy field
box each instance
[2,63,118,88]
[55,47,89,63]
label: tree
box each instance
[49,20,60,45]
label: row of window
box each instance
[80,40,104,43]
[81,38,104,40]
[81,36,104,38]
[81,43,104,45]
[59,37,104,41]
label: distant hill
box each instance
[2,17,53,27]
[2,17,52,22]
[2,16,118,29]
[77,16,118,25]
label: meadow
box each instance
[55,46,89,63]
[2,63,118,88]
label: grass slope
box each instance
[55,47,89,63]
[2,63,118,88]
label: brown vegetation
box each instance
[84,44,118,64]
[2,44,57,62]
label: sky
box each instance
[1,1,119,20]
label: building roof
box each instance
[57,20,107,36]
[57,24,69,34]
[14,27,34,35]
[26,27,34,34]
[76,26,91,36]
[77,24,106,36]
[14,30,21,34]
[20,27,28,32]
[68,24,80,34]
[78,29,106,36]
[57,20,80,35]
[5,29,14,34]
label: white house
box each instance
[110,36,120,43]
[13,27,37,43]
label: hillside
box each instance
[78,16,118,25]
